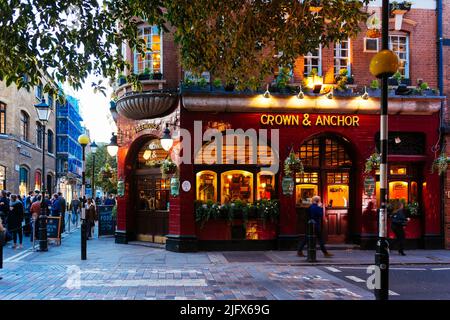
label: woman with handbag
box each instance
[390,202,409,256]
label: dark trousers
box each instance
[298,224,327,253]
[12,228,23,245]
[391,224,405,252]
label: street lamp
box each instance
[34,98,51,252]
[369,0,400,301]
[107,133,118,157]
[160,124,173,151]
[78,133,90,260]
[90,141,98,200]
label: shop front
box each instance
[115,94,445,251]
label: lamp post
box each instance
[160,124,173,152]
[78,134,90,260]
[107,133,118,157]
[90,141,98,200]
[35,99,51,252]
[369,0,400,300]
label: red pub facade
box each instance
[112,2,447,251]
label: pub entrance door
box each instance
[135,168,170,243]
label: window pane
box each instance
[296,184,318,207]
[327,184,349,207]
[389,181,408,202]
[196,171,217,202]
[257,172,275,200]
[221,170,253,204]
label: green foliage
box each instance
[335,68,349,92]
[0,0,370,93]
[184,77,195,87]
[370,79,379,90]
[364,153,381,173]
[392,71,403,85]
[85,144,118,194]
[276,67,291,89]
[197,76,208,88]
[432,152,449,175]
[212,78,222,88]
[284,151,304,177]
[419,82,429,90]
[161,158,178,177]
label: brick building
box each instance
[0,80,57,196]
[111,1,448,251]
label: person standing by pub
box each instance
[390,202,409,256]
[23,191,34,237]
[58,192,67,233]
[8,194,24,249]
[30,195,42,243]
[85,198,97,239]
[0,190,9,226]
[70,197,81,226]
[297,195,333,258]
[50,193,61,217]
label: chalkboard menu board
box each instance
[98,205,115,237]
[46,217,61,244]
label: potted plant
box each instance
[197,76,208,88]
[276,67,292,93]
[212,78,223,89]
[138,68,151,80]
[405,201,420,217]
[195,200,222,228]
[431,152,449,175]
[117,74,127,86]
[256,199,280,223]
[284,151,304,177]
[364,153,381,174]
[334,69,353,96]
[161,158,178,178]
[389,71,411,86]
[390,1,412,15]
[152,72,163,80]
[368,79,381,96]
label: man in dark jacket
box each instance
[58,192,66,232]
[23,191,34,236]
[8,194,24,249]
[0,190,9,224]
[297,196,333,258]
[391,202,409,256]
[50,193,61,217]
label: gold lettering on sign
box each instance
[260,114,360,127]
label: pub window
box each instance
[196,171,217,202]
[20,111,30,142]
[0,102,6,134]
[0,165,6,190]
[221,170,253,204]
[389,181,408,203]
[296,183,318,207]
[19,166,29,196]
[133,25,162,75]
[298,138,320,167]
[34,171,42,191]
[390,165,407,175]
[334,39,351,76]
[327,173,350,208]
[410,181,418,202]
[35,84,43,100]
[375,132,425,155]
[303,47,322,77]
[257,171,275,200]
[295,172,319,184]
[138,139,168,169]
[324,138,352,167]
[155,178,170,210]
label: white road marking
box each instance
[339,267,369,270]
[8,251,34,262]
[75,279,207,287]
[345,276,366,283]
[3,248,33,262]
[431,267,450,271]
[389,290,400,296]
[325,267,342,273]
[390,267,427,271]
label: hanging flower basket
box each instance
[366,29,381,38]
[431,152,449,176]
[284,151,304,177]
[161,158,178,178]
[364,153,381,174]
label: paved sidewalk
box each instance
[0,229,448,300]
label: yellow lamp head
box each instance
[370,50,400,79]
[78,134,90,146]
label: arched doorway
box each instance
[295,134,354,243]
[131,137,170,243]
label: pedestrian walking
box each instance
[58,192,67,232]
[23,191,34,237]
[0,190,9,225]
[85,198,97,239]
[8,194,24,249]
[30,195,42,243]
[297,195,333,258]
[390,202,409,256]
[70,197,81,226]
[50,193,61,217]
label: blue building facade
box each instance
[56,95,84,202]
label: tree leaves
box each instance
[0,0,371,93]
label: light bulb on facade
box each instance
[263,84,270,98]
[297,85,305,99]
[362,86,369,100]
[160,123,173,151]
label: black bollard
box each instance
[375,237,390,300]
[38,203,48,252]
[306,219,317,262]
[81,218,87,260]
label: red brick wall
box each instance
[443,0,450,249]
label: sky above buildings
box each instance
[63,74,116,143]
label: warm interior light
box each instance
[227,175,232,180]
[160,123,173,151]
[143,149,152,160]
[261,183,267,188]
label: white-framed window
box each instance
[334,39,351,76]
[364,38,379,53]
[389,35,409,78]
[35,84,43,100]
[303,47,322,77]
[133,25,163,75]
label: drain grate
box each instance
[223,252,273,263]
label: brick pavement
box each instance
[1,228,449,300]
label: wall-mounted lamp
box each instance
[160,123,173,151]
[362,86,369,100]
[263,84,270,98]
